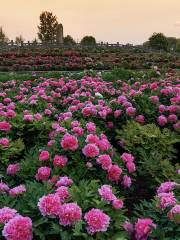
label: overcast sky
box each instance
[0,0,180,44]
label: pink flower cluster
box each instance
[61,134,78,151]
[58,203,82,226]
[0,207,33,240]
[84,208,110,234]
[123,218,156,240]
[98,185,124,209]
[2,216,33,240]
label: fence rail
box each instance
[0,41,137,50]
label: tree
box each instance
[38,11,58,43]
[167,37,177,51]
[64,35,76,46]
[15,35,25,45]
[143,41,150,48]
[176,39,180,52]
[80,36,96,46]
[0,27,9,43]
[149,33,168,51]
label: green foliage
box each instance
[133,189,180,240]
[166,37,177,51]
[38,11,58,43]
[116,121,179,187]
[149,32,168,51]
[176,39,180,52]
[64,35,76,46]
[0,26,9,43]
[80,36,96,46]
[0,138,25,164]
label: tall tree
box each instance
[64,35,76,46]
[38,11,58,43]
[80,36,96,46]
[149,33,168,51]
[0,27,9,43]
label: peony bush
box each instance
[0,71,179,239]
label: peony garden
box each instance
[0,66,179,240]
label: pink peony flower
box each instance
[96,154,112,170]
[157,192,176,210]
[135,115,145,124]
[126,161,136,173]
[35,167,51,181]
[34,113,42,121]
[38,194,61,217]
[82,144,99,158]
[47,140,55,147]
[39,150,50,161]
[86,122,96,133]
[112,199,124,209]
[56,176,73,187]
[121,153,134,163]
[97,138,111,152]
[6,163,20,176]
[53,155,68,169]
[2,215,33,240]
[157,182,178,194]
[0,207,17,224]
[126,107,136,117]
[0,121,11,131]
[55,186,69,202]
[168,205,180,223]
[150,96,159,104]
[58,203,82,226]
[114,109,122,118]
[108,165,122,183]
[122,175,132,188]
[123,221,134,235]
[9,185,26,197]
[85,134,99,144]
[157,115,167,126]
[84,208,110,234]
[0,182,9,193]
[23,115,33,122]
[159,105,166,113]
[72,127,84,136]
[135,218,156,240]
[98,185,116,202]
[167,114,177,123]
[0,138,9,148]
[71,120,80,128]
[61,134,78,151]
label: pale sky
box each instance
[0,0,180,44]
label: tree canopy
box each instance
[148,33,168,51]
[64,35,76,46]
[0,27,9,43]
[80,36,96,46]
[38,11,58,43]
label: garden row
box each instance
[0,49,180,71]
[0,70,179,239]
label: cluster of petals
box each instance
[84,208,110,234]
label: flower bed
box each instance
[0,49,180,71]
[0,71,179,239]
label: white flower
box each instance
[95,92,103,99]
